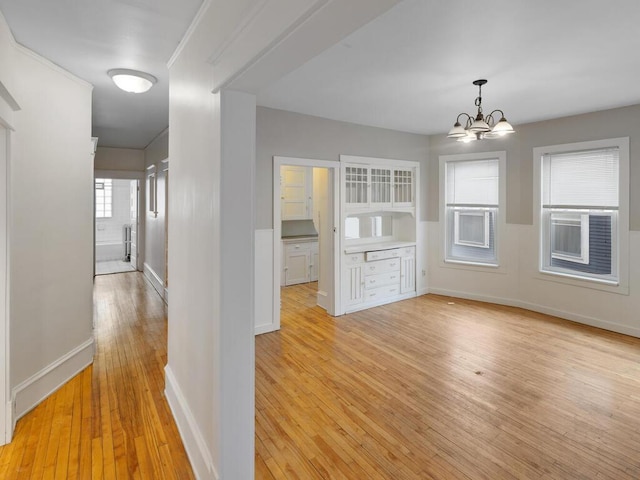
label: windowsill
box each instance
[536,269,629,295]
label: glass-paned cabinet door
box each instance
[345,166,369,206]
[370,168,392,205]
[393,168,414,206]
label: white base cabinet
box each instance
[342,245,416,313]
[282,238,319,286]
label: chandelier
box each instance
[447,79,515,142]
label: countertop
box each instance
[344,241,416,254]
[282,235,318,243]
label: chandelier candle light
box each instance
[447,79,515,142]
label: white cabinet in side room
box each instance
[283,239,318,286]
[281,165,312,220]
[310,242,319,282]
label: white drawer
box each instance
[344,253,365,265]
[365,248,401,262]
[285,242,313,254]
[364,271,400,289]
[401,246,415,257]
[364,284,400,301]
[362,258,400,275]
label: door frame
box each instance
[94,170,145,273]
[0,83,18,444]
[273,156,341,331]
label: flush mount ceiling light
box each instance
[108,69,157,93]
[447,79,515,143]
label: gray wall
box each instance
[428,104,640,229]
[94,146,145,171]
[256,107,430,228]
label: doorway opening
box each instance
[94,177,139,275]
[272,157,341,332]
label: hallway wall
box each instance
[0,13,94,419]
[144,130,168,299]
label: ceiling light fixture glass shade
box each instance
[447,79,515,141]
[108,69,157,93]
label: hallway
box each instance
[0,273,194,478]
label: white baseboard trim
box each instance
[427,287,640,338]
[144,263,166,302]
[418,287,429,296]
[317,290,328,310]
[165,366,218,479]
[255,324,278,335]
[12,338,94,423]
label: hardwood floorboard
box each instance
[256,282,640,479]
[0,272,195,479]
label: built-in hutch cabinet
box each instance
[344,164,415,210]
[340,155,420,313]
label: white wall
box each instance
[144,130,168,298]
[0,13,94,420]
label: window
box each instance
[443,155,502,266]
[95,178,112,218]
[540,145,621,282]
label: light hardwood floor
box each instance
[256,282,640,479]
[0,272,194,479]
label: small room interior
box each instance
[94,177,138,275]
[279,164,331,313]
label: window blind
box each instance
[446,159,499,205]
[542,148,619,208]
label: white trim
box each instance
[207,0,271,66]
[211,0,330,93]
[144,263,166,301]
[94,169,144,180]
[0,82,20,114]
[255,229,275,335]
[427,287,640,338]
[12,338,94,422]
[273,156,341,330]
[167,0,212,68]
[439,151,507,273]
[0,123,9,443]
[12,43,92,90]
[533,137,629,293]
[164,366,218,480]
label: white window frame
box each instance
[533,138,629,294]
[454,210,490,248]
[439,151,506,271]
[95,178,112,219]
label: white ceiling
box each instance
[0,0,202,148]
[257,0,640,136]
[1,0,640,149]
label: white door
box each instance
[130,180,138,270]
[400,256,416,294]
